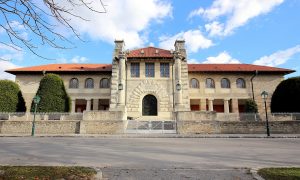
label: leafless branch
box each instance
[0,0,106,60]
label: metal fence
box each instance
[0,112,83,121]
[125,120,176,134]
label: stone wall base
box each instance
[177,121,300,134]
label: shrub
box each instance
[271,76,300,113]
[0,80,26,112]
[31,74,70,112]
[244,99,258,113]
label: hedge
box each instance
[271,76,300,113]
[31,74,70,112]
[0,80,26,112]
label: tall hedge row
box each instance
[31,74,70,112]
[271,77,300,113]
[0,80,26,112]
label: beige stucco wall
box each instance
[14,69,284,118]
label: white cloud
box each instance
[190,0,284,36]
[253,45,300,66]
[0,61,19,80]
[58,0,172,49]
[202,51,241,64]
[159,29,213,53]
[57,56,89,63]
[0,43,23,61]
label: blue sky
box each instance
[1,0,300,79]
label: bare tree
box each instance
[0,0,106,60]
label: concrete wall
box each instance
[177,121,300,134]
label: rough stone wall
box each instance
[83,111,123,121]
[80,121,124,134]
[178,121,300,134]
[125,59,175,120]
[0,121,79,134]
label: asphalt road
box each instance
[0,137,299,179]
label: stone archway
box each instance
[142,95,157,116]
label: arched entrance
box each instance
[142,95,157,116]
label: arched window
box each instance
[85,78,94,88]
[221,78,230,88]
[100,78,110,88]
[206,78,215,88]
[69,78,79,89]
[236,78,246,88]
[190,78,199,88]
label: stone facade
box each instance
[6,40,294,122]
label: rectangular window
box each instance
[160,63,169,77]
[131,63,140,77]
[145,63,155,77]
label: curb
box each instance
[251,168,265,180]
[1,134,300,138]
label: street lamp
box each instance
[31,95,41,136]
[176,83,181,91]
[261,91,270,137]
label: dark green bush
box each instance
[271,77,300,113]
[244,99,258,113]
[31,74,70,112]
[0,80,26,112]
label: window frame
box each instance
[221,78,231,88]
[100,78,110,88]
[160,63,170,77]
[85,78,94,89]
[236,78,246,88]
[69,78,79,89]
[190,78,200,88]
[205,78,215,88]
[130,63,140,77]
[145,63,155,77]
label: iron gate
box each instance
[125,120,176,134]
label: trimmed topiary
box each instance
[31,74,70,112]
[244,99,258,113]
[271,76,300,113]
[0,80,26,112]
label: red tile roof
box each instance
[127,47,173,58]
[188,64,294,74]
[6,64,112,74]
[6,63,294,75]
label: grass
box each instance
[0,166,97,180]
[258,167,300,180]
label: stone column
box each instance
[118,53,126,106]
[231,98,239,113]
[93,99,99,111]
[208,98,214,111]
[71,99,76,113]
[86,99,91,111]
[174,52,182,105]
[224,99,230,114]
[200,99,207,111]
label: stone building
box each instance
[6,40,294,121]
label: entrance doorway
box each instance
[142,95,157,116]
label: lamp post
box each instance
[261,91,270,137]
[31,95,40,136]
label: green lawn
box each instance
[0,166,97,180]
[258,167,300,180]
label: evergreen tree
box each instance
[0,80,26,112]
[245,99,258,113]
[271,77,300,112]
[31,74,70,112]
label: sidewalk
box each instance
[1,133,300,138]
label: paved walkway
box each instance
[0,137,299,179]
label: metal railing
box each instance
[125,120,176,134]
